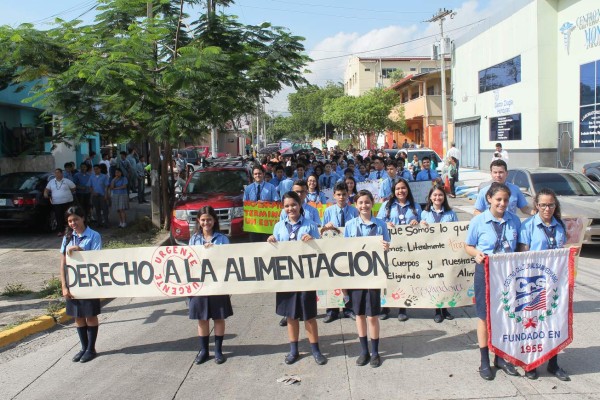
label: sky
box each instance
[0,0,514,113]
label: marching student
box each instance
[270,164,285,188]
[415,156,440,182]
[368,157,388,181]
[344,189,390,368]
[376,178,421,321]
[306,174,327,204]
[355,164,369,183]
[268,191,327,366]
[345,176,358,205]
[319,162,339,190]
[322,182,359,322]
[518,188,570,381]
[59,206,102,363]
[243,165,279,242]
[420,185,458,323]
[277,166,295,199]
[188,206,233,365]
[465,182,522,381]
[109,168,129,228]
[378,160,400,200]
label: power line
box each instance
[27,0,98,24]
[262,0,430,15]
[310,18,486,62]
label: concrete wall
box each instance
[0,154,54,175]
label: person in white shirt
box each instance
[44,168,76,236]
[491,143,509,165]
[447,142,461,181]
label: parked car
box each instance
[505,167,600,245]
[582,160,600,183]
[170,162,251,245]
[384,148,445,173]
[0,172,56,231]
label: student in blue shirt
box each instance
[420,185,458,323]
[415,156,441,182]
[344,189,390,368]
[306,174,327,204]
[397,159,414,182]
[345,176,358,205]
[277,166,295,199]
[74,163,92,220]
[59,206,102,363]
[88,164,110,227]
[109,168,129,228]
[322,182,359,322]
[355,164,370,183]
[465,183,522,381]
[244,165,279,242]
[368,157,388,181]
[267,191,327,366]
[378,160,401,200]
[319,162,338,189]
[377,178,421,321]
[279,180,321,227]
[474,159,533,216]
[270,164,284,188]
[518,188,570,381]
[188,206,233,365]
[294,163,307,181]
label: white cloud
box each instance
[267,0,516,113]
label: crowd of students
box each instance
[58,148,572,382]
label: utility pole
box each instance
[427,8,455,157]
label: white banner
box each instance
[318,222,477,309]
[487,249,576,371]
[65,237,388,299]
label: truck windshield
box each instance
[185,170,248,194]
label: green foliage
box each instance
[286,82,344,138]
[1,282,33,297]
[37,277,62,299]
[322,87,405,138]
[388,69,405,84]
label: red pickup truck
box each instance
[170,163,250,245]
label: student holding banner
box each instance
[244,165,279,242]
[465,182,522,380]
[306,174,327,204]
[188,206,233,365]
[377,178,421,322]
[344,189,391,368]
[517,188,570,381]
[59,206,102,363]
[420,185,458,323]
[268,191,327,366]
[322,182,359,322]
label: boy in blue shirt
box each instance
[319,162,338,190]
[277,166,295,199]
[415,156,440,182]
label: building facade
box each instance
[452,0,600,170]
[344,56,443,97]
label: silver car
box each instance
[506,167,600,245]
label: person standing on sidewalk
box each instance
[447,142,461,181]
[88,165,110,228]
[267,191,327,366]
[74,163,92,220]
[136,156,147,203]
[110,168,129,228]
[189,206,233,365]
[44,168,76,236]
[59,206,102,363]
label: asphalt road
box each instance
[0,227,599,399]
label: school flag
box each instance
[486,248,576,371]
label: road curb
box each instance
[0,232,170,349]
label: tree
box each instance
[322,87,406,140]
[388,69,406,85]
[0,0,310,228]
[287,82,343,138]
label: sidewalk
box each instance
[0,187,166,341]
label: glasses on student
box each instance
[537,203,556,209]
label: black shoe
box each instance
[79,350,96,363]
[494,359,519,376]
[433,313,444,323]
[398,312,409,322]
[379,312,389,320]
[356,353,370,366]
[285,353,299,365]
[194,350,209,365]
[442,309,455,320]
[279,317,288,327]
[72,350,86,362]
[547,366,570,381]
[343,310,356,320]
[479,365,494,380]
[525,368,538,380]
[370,354,381,368]
[214,353,226,365]
[323,313,338,323]
[313,352,327,365]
